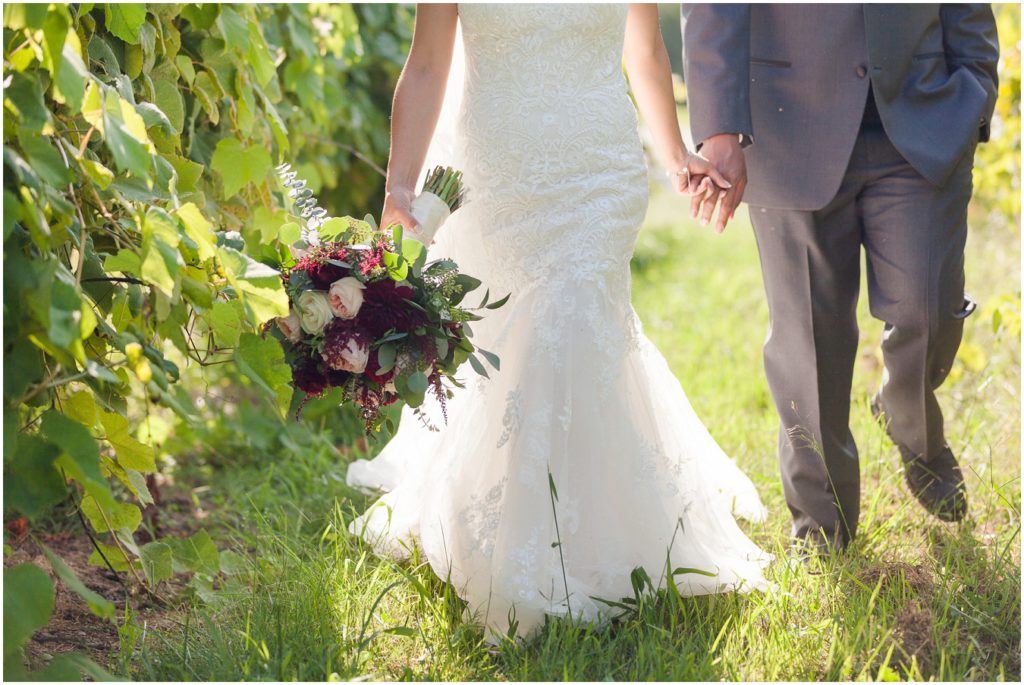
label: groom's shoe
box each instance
[899,445,968,523]
[870,395,968,522]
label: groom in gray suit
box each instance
[681,4,999,552]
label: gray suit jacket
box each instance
[681,4,999,210]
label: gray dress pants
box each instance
[749,123,976,547]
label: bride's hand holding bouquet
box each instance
[271,164,501,433]
[383,166,465,244]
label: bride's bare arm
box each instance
[623,4,731,231]
[382,4,458,231]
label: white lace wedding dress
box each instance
[347,4,770,640]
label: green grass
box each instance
[127,183,1020,681]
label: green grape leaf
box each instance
[86,541,133,572]
[215,7,249,52]
[175,202,216,260]
[3,3,49,31]
[63,390,98,427]
[103,249,141,276]
[3,338,44,400]
[166,154,204,193]
[217,246,289,325]
[175,54,196,85]
[100,410,156,472]
[3,564,54,666]
[40,410,115,511]
[17,135,72,188]
[218,550,251,577]
[39,544,116,621]
[80,158,115,189]
[211,138,271,198]
[80,493,142,533]
[153,78,184,134]
[4,71,51,132]
[181,273,214,309]
[49,279,97,353]
[317,217,349,241]
[166,529,219,575]
[191,71,221,125]
[2,434,65,521]
[121,468,154,507]
[180,3,219,30]
[40,5,70,78]
[207,300,243,347]
[138,541,172,584]
[279,222,301,245]
[246,20,276,86]
[101,89,153,176]
[140,207,182,298]
[54,42,88,114]
[233,332,292,416]
[134,102,173,134]
[104,4,148,44]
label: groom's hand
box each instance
[693,134,747,233]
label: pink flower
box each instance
[275,309,302,342]
[321,319,370,373]
[328,277,366,319]
[324,337,369,373]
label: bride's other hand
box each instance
[684,153,733,234]
[683,176,728,234]
[381,187,420,232]
[684,152,732,194]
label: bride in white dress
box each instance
[347,4,771,639]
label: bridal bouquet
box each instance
[271,163,504,432]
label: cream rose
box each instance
[328,276,366,319]
[275,309,302,342]
[326,338,369,373]
[297,290,334,335]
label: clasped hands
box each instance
[671,133,747,234]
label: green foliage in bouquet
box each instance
[2,3,408,678]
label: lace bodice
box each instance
[448,4,648,295]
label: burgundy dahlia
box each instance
[358,279,423,338]
[293,358,328,396]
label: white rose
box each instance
[326,338,369,373]
[328,276,366,319]
[297,290,334,335]
[275,309,302,342]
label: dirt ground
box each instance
[4,479,198,677]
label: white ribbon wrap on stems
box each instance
[409,191,451,245]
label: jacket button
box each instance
[856,65,868,78]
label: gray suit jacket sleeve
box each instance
[940,4,1000,142]
[680,3,753,149]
